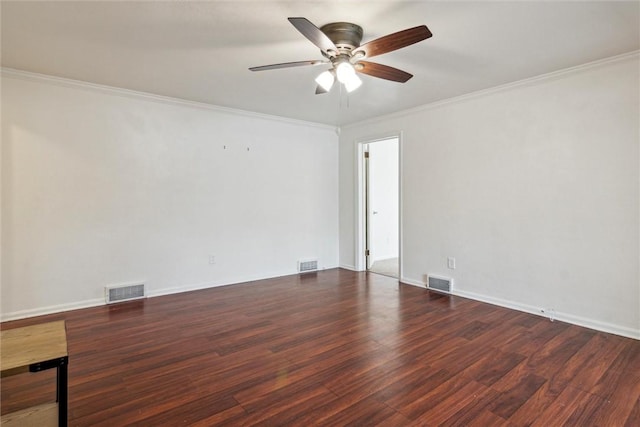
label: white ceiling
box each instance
[2,1,639,126]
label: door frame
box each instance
[355,132,403,278]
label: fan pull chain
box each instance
[338,83,350,109]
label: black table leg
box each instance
[57,361,68,427]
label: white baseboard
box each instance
[452,288,640,340]
[1,298,105,322]
[396,275,638,340]
[400,276,425,288]
[5,271,638,340]
[147,269,299,299]
[339,264,358,271]
[1,267,340,322]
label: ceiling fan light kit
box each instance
[336,61,354,83]
[249,17,432,94]
[335,61,362,92]
[343,73,362,93]
[315,70,335,92]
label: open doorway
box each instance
[364,137,399,278]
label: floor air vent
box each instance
[427,275,453,294]
[105,283,146,304]
[298,259,318,273]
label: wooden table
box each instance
[1,321,68,426]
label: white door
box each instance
[366,138,399,274]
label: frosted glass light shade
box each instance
[315,71,335,92]
[344,73,362,93]
[336,62,356,83]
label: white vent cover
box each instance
[427,275,453,294]
[105,282,146,304]
[298,259,318,273]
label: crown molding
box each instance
[0,67,337,132]
[342,50,640,130]
[3,49,637,133]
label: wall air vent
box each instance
[298,259,318,273]
[427,275,452,294]
[105,282,146,304]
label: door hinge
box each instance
[364,151,369,158]
[365,249,370,256]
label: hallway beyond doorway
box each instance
[369,257,398,278]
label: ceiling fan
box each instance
[249,17,432,94]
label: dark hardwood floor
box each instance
[2,269,639,426]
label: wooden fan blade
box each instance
[356,61,413,83]
[249,60,327,72]
[354,25,432,59]
[288,17,338,54]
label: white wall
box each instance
[340,53,640,338]
[1,71,339,319]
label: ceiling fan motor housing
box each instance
[320,22,363,55]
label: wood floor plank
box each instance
[378,369,482,421]
[563,332,628,393]
[464,409,509,427]
[507,381,563,426]
[498,318,572,356]
[459,348,527,387]
[489,371,547,419]
[531,385,599,427]
[293,395,400,426]
[440,390,505,426]
[2,268,638,426]
[188,405,247,427]
[409,380,491,425]
[523,324,595,379]
[625,396,640,427]
[428,339,495,375]
[505,330,632,426]
[563,391,609,426]
[133,394,240,427]
[236,380,338,425]
[588,372,640,426]
[322,356,435,404]
[373,410,414,426]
